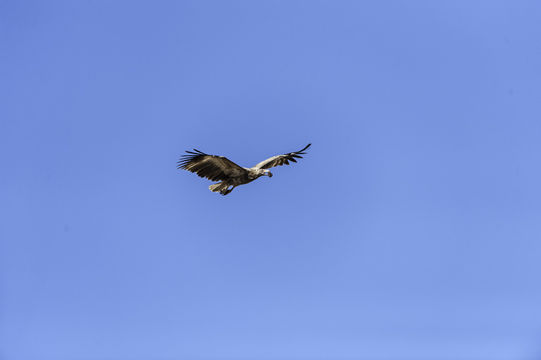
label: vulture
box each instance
[177,143,311,195]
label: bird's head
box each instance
[255,168,273,178]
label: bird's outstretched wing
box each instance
[177,149,247,181]
[253,143,311,169]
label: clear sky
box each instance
[2,1,541,359]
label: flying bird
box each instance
[177,143,311,195]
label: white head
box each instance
[256,169,272,178]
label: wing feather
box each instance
[177,149,247,181]
[254,143,311,170]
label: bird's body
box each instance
[177,144,311,195]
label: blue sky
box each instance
[2,1,541,359]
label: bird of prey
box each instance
[177,143,311,195]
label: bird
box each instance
[177,143,311,195]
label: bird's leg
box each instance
[221,185,236,195]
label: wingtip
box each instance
[296,143,311,154]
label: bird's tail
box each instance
[209,182,233,195]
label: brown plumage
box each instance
[177,144,311,195]
[253,143,311,169]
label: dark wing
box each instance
[253,143,311,170]
[177,149,247,181]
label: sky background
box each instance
[2,1,541,359]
